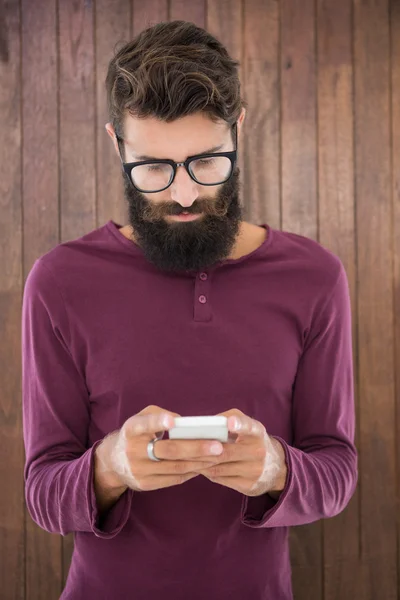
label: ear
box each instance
[105,123,121,158]
[237,107,246,139]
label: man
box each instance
[22,20,358,600]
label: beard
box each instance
[124,167,242,272]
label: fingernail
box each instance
[209,443,223,455]
[161,415,173,429]
[231,418,241,431]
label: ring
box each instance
[147,433,164,462]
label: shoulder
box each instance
[270,227,346,291]
[24,222,111,292]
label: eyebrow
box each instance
[132,143,225,162]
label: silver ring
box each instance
[147,434,164,462]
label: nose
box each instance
[169,165,199,208]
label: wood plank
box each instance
[96,0,131,229]
[242,0,280,227]
[207,0,244,207]
[280,0,321,598]
[132,0,168,35]
[21,1,63,598]
[207,0,242,69]
[0,2,25,599]
[390,0,400,598]
[169,0,206,27]
[354,0,397,598]
[281,0,317,239]
[58,0,96,588]
[316,2,362,599]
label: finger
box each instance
[200,475,255,495]
[195,460,262,478]
[228,414,265,437]
[215,409,265,437]
[124,412,176,439]
[138,405,181,419]
[138,473,199,491]
[148,459,222,476]
[204,442,263,464]
[215,409,245,419]
[149,439,224,461]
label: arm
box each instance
[22,259,133,538]
[242,261,358,527]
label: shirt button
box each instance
[199,272,208,281]
[199,295,207,304]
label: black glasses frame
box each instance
[115,123,238,193]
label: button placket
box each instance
[194,271,212,322]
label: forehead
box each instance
[122,112,231,161]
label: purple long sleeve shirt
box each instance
[22,220,357,600]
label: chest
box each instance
[69,266,305,445]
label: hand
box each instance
[191,409,288,497]
[95,405,224,493]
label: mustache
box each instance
[141,196,229,222]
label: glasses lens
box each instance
[189,156,232,185]
[130,163,173,192]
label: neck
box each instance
[227,221,267,260]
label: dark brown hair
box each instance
[105,20,245,141]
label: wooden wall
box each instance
[1,0,398,598]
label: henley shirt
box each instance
[22,219,358,600]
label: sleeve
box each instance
[22,259,133,538]
[241,261,358,528]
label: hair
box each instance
[105,20,246,143]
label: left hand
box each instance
[192,409,288,497]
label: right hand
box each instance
[95,405,224,492]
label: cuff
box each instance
[87,440,133,538]
[241,436,293,528]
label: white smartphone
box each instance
[168,416,229,443]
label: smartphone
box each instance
[168,416,229,443]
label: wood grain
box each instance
[132,0,168,36]
[96,0,131,230]
[169,0,206,27]
[0,2,25,599]
[21,2,63,598]
[281,0,317,239]
[354,0,397,598]
[390,0,400,598]
[58,0,96,588]
[280,0,321,596]
[207,0,244,207]
[242,0,280,227]
[317,2,360,597]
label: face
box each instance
[107,111,245,272]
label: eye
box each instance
[197,158,215,166]
[147,164,167,172]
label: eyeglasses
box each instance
[115,123,238,193]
